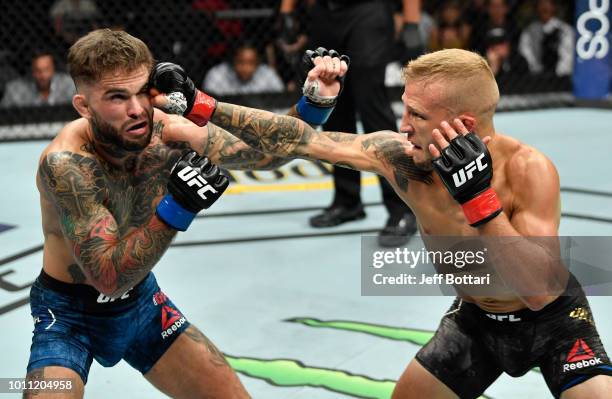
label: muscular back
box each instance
[38,116,188,287]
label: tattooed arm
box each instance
[160,111,291,171]
[210,102,431,191]
[38,152,176,298]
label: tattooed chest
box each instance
[101,145,183,231]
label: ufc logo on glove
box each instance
[452,153,488,188]
[177,166,218,200]
[156,151,229,231]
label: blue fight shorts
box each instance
[27,270,190,384]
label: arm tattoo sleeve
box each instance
[210,102,432,188]
[202,123,293,170]
[39,152,176,297]
[211,102,315,157]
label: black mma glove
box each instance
[149,62,217,126]
[295,47,350,125]
[156,151,229,231]
[432,132,502,227]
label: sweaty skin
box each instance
[37,67,290,297]
[208,80,563,314]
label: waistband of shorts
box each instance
[37,269,150,308]
[464,273,583,322]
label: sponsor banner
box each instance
[574,0,612,99]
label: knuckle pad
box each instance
[315,47,328,57]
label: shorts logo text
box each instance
[96,288,132,303]
[485,313,521,322]
[563,338,602,372]
[152,291,168,306]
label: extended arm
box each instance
[160,113,291,170]
[209,101,431,191]
[39,152,175,298]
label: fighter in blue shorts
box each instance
[28,29,348,398]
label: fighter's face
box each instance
[399,81,453,171]
[84,66,154,151]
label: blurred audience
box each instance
[50,0,100,46]
[471,0,520,55]
[0,50,19,101]
[484,27,527,79]
[429,0,470,51]
[518,0,574,78]
[386,0,433,87]
[1,50,75,108]
[272,0,312,91]
[0,0,582,109]
[202,42,284,96]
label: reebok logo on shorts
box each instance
[160,304,186,340]
[563,339,602,372]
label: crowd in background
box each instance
[0,0,576,109]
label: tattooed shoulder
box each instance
[38,151,106,209]
[361,133,432,190]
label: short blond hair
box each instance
[403,49,499,124]
[68,29,153,88]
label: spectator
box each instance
[463,0,488,28]
[484,27,528,81]
[518,0,574,77]
[50,0,100,46]
[471,0,519,55]
[1,50,75,107]
[202,42,284,96]
[429,0,470,51]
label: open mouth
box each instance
[126,121,147,134]
[407,139,422,150]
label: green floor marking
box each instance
[226,355,395,399]
[286,317,435,345]
[225,318,493,398]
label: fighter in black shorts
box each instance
[148,47,612,397]
[417,275,612,398]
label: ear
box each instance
[459,114,476,132]
[72,94,91,119]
